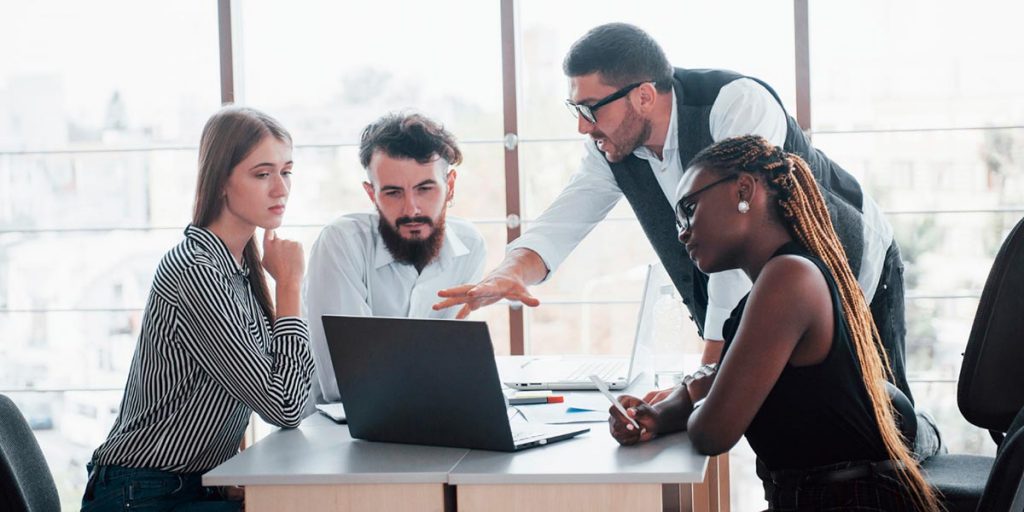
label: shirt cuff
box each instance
[271,316,311,347]
[702,305,733,342]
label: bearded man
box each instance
[304,112,485,403]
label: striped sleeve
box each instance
[174,263,313,428]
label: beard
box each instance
[595,102,652,163]
[377,209,447,272]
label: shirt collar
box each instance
[184,225,249,277]
[372,218,468,272]
[631,89,679,163]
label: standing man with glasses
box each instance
[435,22,942,460]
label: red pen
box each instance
[508,395,565,405]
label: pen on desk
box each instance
[508,395,564,405]
[588,374,641,430]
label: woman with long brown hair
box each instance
[608,135,939,511]
[81,106,313,511]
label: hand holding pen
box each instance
[591,375,659,446]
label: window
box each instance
[0,1,219,507]
[237,0,511,349]
[4,2,1022,510]
[810,0,1024,460]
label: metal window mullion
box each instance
[217,0,237,105]
[794,0,811,135]
[500,0,525,355]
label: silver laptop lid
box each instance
[622,262,665,382]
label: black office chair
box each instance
[0,394,61,512]
[976,406,1024,511]
[920,215,1024,512]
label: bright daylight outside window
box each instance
[809,0,1024,460]
[0,1,219,507]
[1,1,1021,510]
[238,0,511,353]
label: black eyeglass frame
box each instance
[564,81,652,124]
[674,175,741,232]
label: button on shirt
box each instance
[304,212,487,402]
[509,78,892,341]
[91,225,314,473]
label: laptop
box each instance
[503,263,665,391]
[322,315,590,452]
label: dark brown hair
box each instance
[358,112,462,171]
[193,106,292,322]
[688,135,940,512]
[563,23,673,93]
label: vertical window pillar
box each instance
[500,0,525,355]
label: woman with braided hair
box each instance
[607,135,939,510]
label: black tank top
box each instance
[720,242,888,471]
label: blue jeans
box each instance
[80,463,242,512]
[869,240,911,403]
[869,241,944,461]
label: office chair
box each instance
[920,215,1024,512]
[0,394,61,512]
[976,406,1024,511]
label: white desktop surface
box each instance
[449,428,707,485]
[202,414,469,486]
[202,357,726,511]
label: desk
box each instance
[451,426,726,512]
[205,358,730,512]
[203,414,467,512]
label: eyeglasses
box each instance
[564,81,650,124]
[674,175,740,232]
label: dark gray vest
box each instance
[608,68,867,337]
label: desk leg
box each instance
[670,453,730,512]
[718,453,730,512]
[245,484,447,512]
[458,483,661,512]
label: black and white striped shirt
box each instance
[91,225,314,473]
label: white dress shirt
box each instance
[510,78,891,341]
[304,212,487,402]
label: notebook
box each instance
[322,315,589,452]
[502,263,665,390]
[315,403,346,424]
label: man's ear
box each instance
[635,82,659,114]
[445,169,457,203]
[362,181,376,204]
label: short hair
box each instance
[358,112,463,172]
[563,23,673,93]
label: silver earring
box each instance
[738,200,750,214]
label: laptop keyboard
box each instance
[566,360,626,381]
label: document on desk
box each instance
[514,395,610,424]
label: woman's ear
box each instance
[736,173,757,202]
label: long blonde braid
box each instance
[689,135,940,512]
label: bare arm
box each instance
[686,256,832,455]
